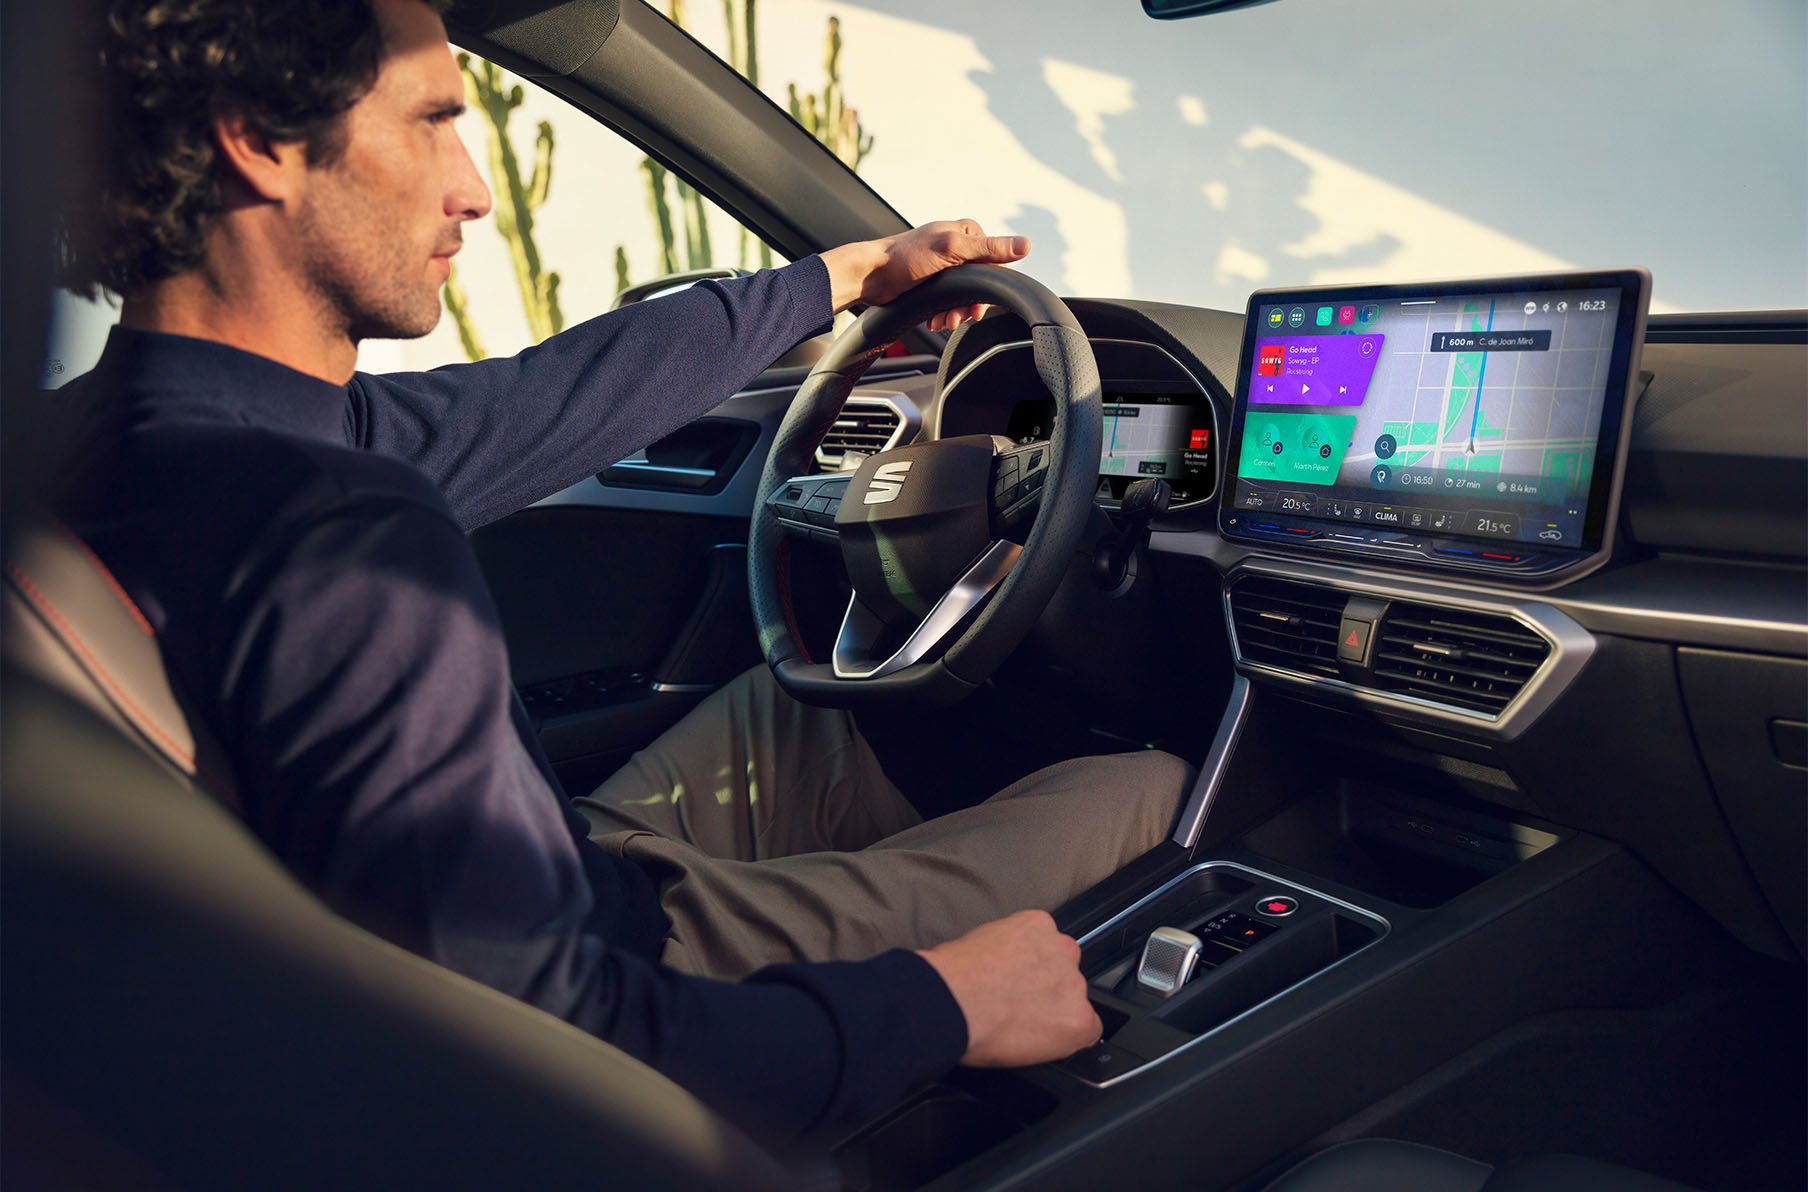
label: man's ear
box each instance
[212,113,310,204]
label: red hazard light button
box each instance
[1256,895,1298,918]
[1336,617,1373,665]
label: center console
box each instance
[1061,862,1388,1088]
[827,672,1761,1192]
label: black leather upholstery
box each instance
[1263,1139,1492,1192]
[1485,1154,1703,1192]
[0,511,792,1190]
[1264,1139,1704,1192]
[2,514,240,805]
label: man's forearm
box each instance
[820,237,891,313]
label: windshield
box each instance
[42,0,1807,384]
[686,0,1807,314]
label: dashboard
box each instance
[561,274,1806,967]
[925,282,1807,965]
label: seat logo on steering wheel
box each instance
[863,460,914,505]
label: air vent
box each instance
[1229,577,1346,677]
[1371,602,1550,715]
[815,399,902,471]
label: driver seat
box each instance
[0,513,791,1191]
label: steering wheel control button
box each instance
[1256,895,1299,917]
[1337,616,1374,665]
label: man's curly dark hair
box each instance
[59,0,450,301]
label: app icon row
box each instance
[1266,304,1380,330]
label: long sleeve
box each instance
[59,315,966,1146]
[345,257,833,530]
[222,492,966,1142]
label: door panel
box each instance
[469,505,756,794]
[472,361,937,793]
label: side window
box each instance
[42,50,789,384]
[360,53,788,374]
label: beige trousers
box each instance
[574,667,1190,980]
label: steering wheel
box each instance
[748,263,1102,708]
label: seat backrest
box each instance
[2,513,240,806]
[0,513,790,1191]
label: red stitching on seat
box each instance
[5,559,239,806]
[47,514,153,638]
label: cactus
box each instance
[459,54,565,346]
[786,17,874,172]
[641,159,681,276]
[613,245,632,299]
[720,0,773,270]
[635,2,720,275]
[443,265,486,361]
[444,8,874,331]
[636,0,888,282]
[681,180,713,269]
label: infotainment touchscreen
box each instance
[1219,270,1649,578]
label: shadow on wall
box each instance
[830,0,1808,313]
[967,29,1398,303]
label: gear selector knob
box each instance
[1136,926,1204,997]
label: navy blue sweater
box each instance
[55,257,966,1142]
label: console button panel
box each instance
[1064,862,1389,1088]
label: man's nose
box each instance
[449,135,493,221]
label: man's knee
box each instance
[991,748,1192,807]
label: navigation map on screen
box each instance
[1101,400,1204,481]
[1232,287,1621,548]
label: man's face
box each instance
[294,0,491,342]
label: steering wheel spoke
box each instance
[832,539,1022,679]
[749,263,1101,707]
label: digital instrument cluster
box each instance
[1009,391,1215,506]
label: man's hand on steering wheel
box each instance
[820,219,1031,330]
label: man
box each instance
[53,0,1189,1142]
